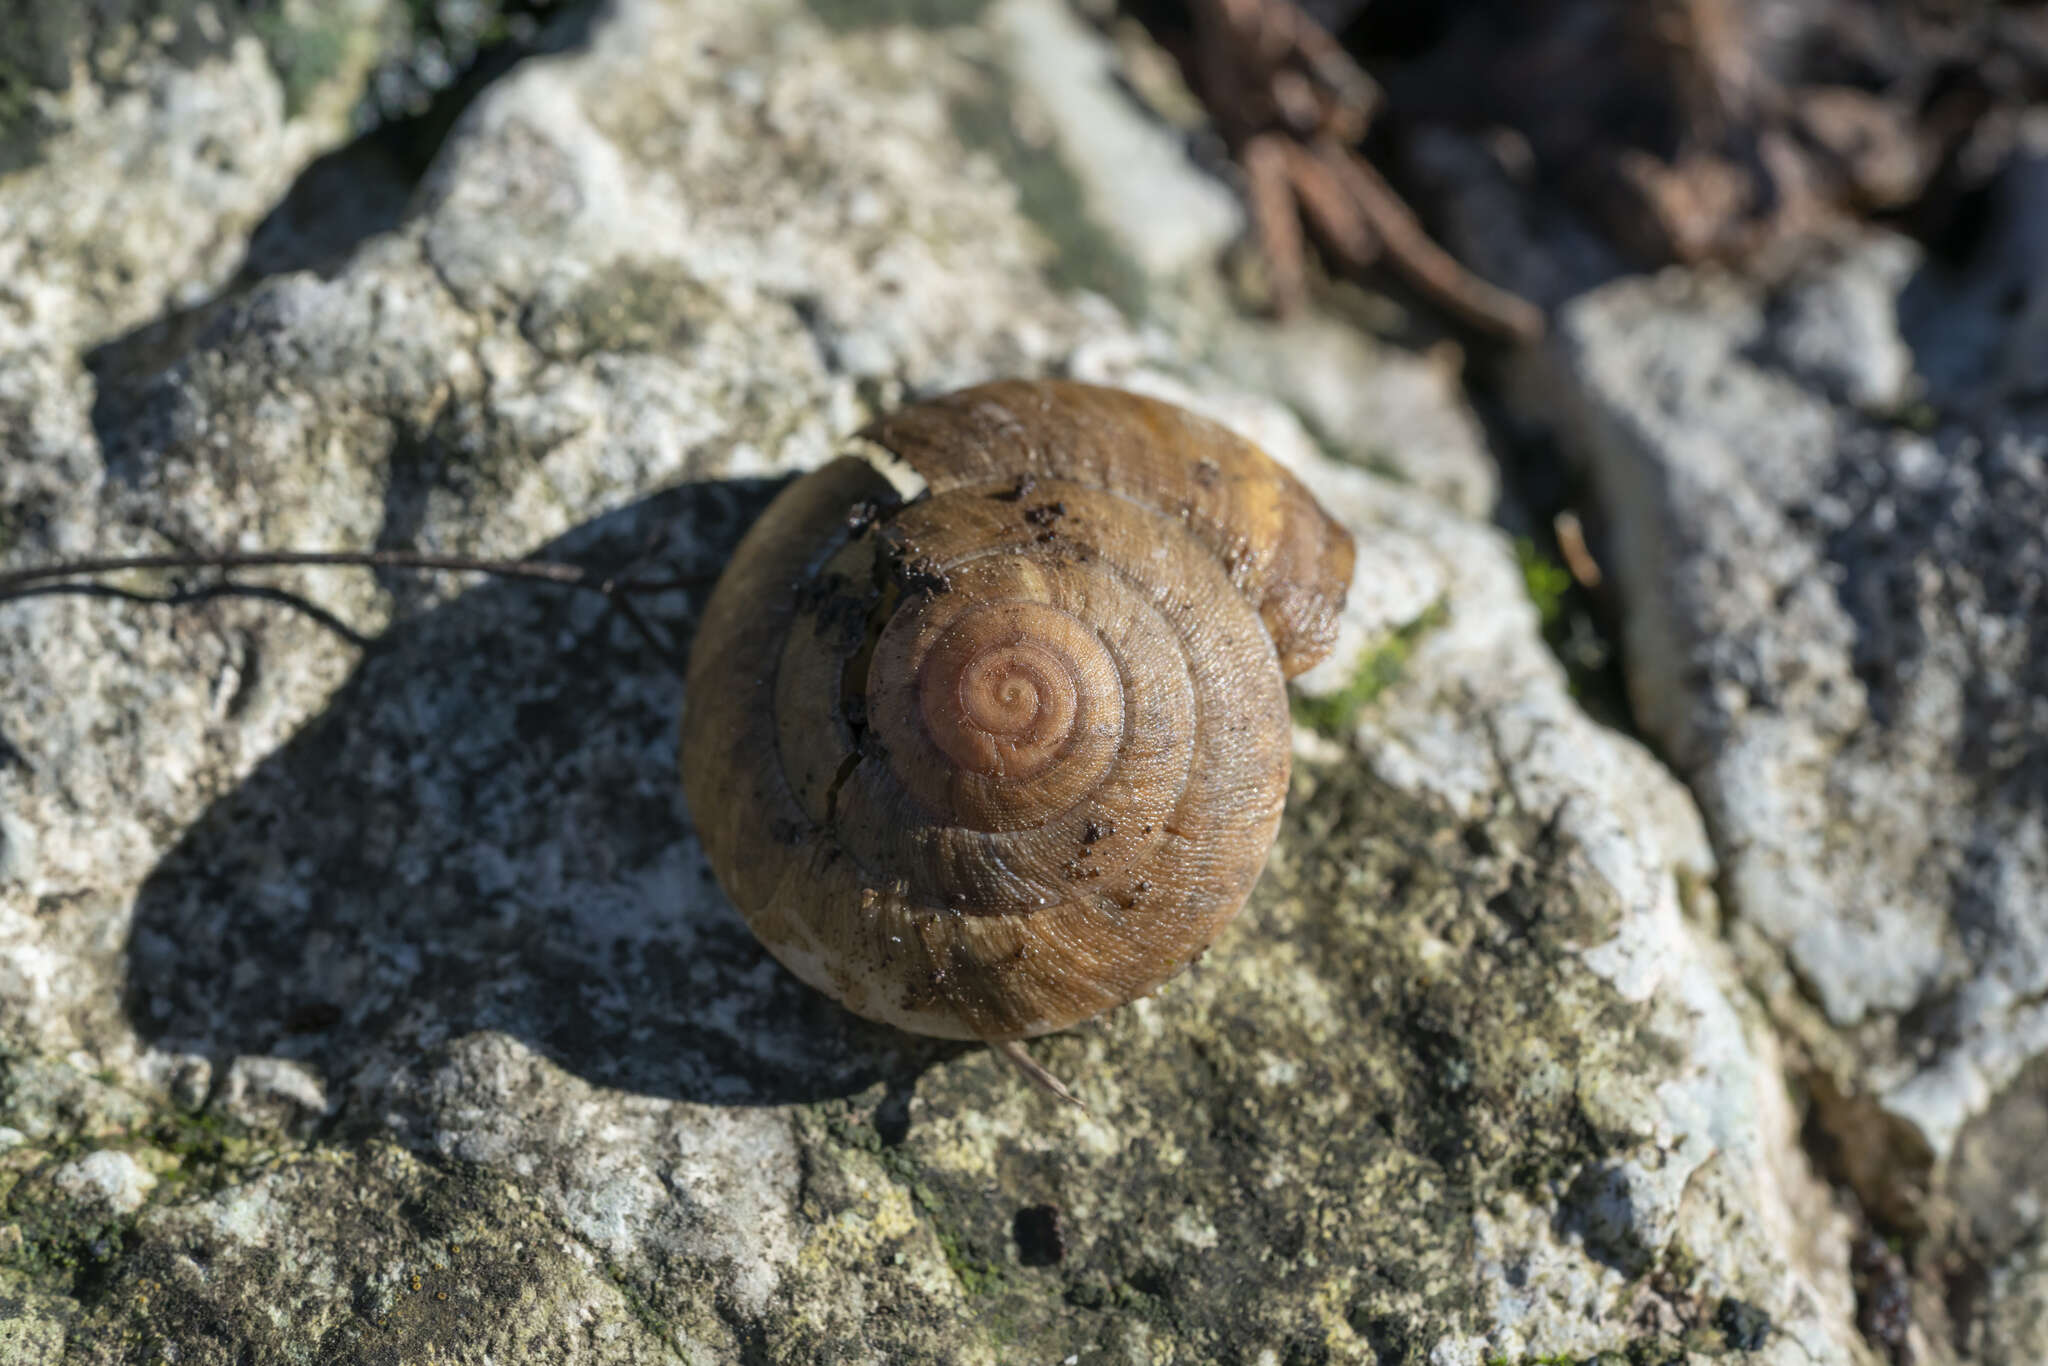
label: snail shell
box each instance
[681,380,1354,1041]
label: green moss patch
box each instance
[1515,537,1572,631]
[251,8,357,118]
[1291,598,1450,735]
[1513,535,1630,728]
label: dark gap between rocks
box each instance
[1462,368,1639,741]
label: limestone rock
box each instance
[50,1150,157,1217]
[1551,229,2048,1189]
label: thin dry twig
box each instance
[994,1039,1087,1110]
[1553,510,1604,591]
[0,549,714,671]
[1286,138,1383,269]
[0,549,594,594]
[0,580,376,649]
[1324,145,1547,343]
[1245,134,1312,313]
[1269,0,1381,139]
[1184,0,1543,338]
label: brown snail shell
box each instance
[681,380,1354,1044]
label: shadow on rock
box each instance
[123,477,960,1109]
[1554,1160,1653,1278]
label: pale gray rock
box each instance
[0,1273,70,1366]
[1550,237,2048,1187]
[217,1055,330,1134]
[1984,1246,2048,1366]
[988,0,1242,284]
[1767,234,1921,412]
[1950,1054,2048,1363]
[0,0,1871,1361]
[1148,367,1865,1366]
[0,1,392,359]
[50,1151,157,1218]
[1209,314,1501,518]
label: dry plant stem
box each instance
[994,1040,1086,1110]
[1269,0,1381,135]
[1193,0,1540,338]
[1208,0,1380,134]
[0,549,705,666]
[0,549,593,593]
[1289,138,1383,268]
[1245,134,1310,313]
[1324,145,1547,343]
[1553,510,1604,590]
[0,580,375,648]
[1210,0,1291,70]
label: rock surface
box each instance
[1550,230,2048,1167]
[0,0,1888,1362]
[1522,155,2048,1366]
[0,0,390,350]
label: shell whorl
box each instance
[682,380,1355,1040]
